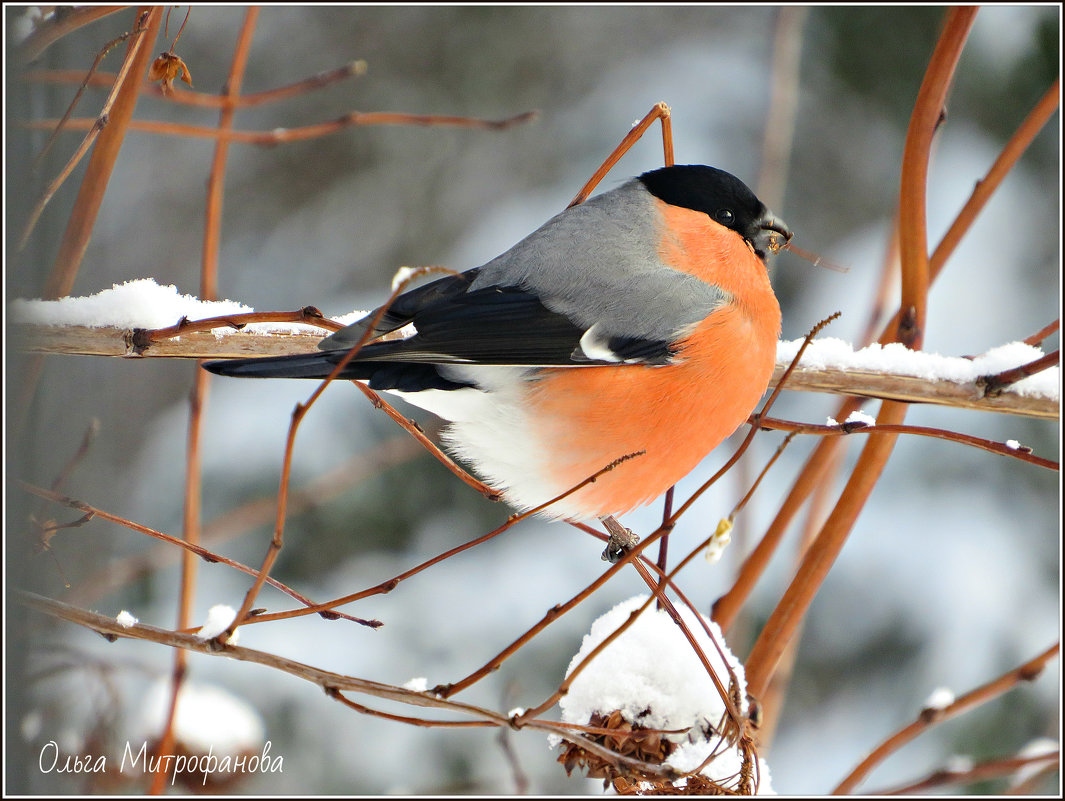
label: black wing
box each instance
[204,273,676,383]
[326,269,484,344]
[320,277,675,367]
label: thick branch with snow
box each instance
[9,279,1060,420]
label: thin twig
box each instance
[833,642,1059,793]
[353,383,498,500]
[654,487,675,607]
[758,416,1058,471]
[23,61,370,108]
[236,512,531,626]
[16,481,377,627]
[871,751,1059,795]
[444,509,669,701]
[1023,319,1059,348]
[32,22,147,166]
[23,110,540,145]
[624,561,746,732]
[67,438,423,607]
[929,77,1060,282]
[136,306,342,349]
[568,102,673,208]
[979,350,1059,396]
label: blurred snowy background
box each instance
[6,5,1059,794]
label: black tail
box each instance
[202,354,473,392]
[202,352,348,379]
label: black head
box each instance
[637,165,791,260]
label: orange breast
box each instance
[525,202,781,518]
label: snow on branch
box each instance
[9,278,1060,420]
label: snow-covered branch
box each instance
[10,279,1059,420]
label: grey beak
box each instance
[751,210,792,261]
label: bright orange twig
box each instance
[568,102,674,208]
[39,7,161,298]
[150,9,262,795]
[713,52,1058,636]
[19,10,152,253]
[743,6,978,704]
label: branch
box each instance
[774,363,1057,419]
[18,591,682,783]
[11,323,1058,419]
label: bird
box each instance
[204,164,790,524]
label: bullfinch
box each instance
[204,165,790,522]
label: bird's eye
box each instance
[715,208,735,225]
